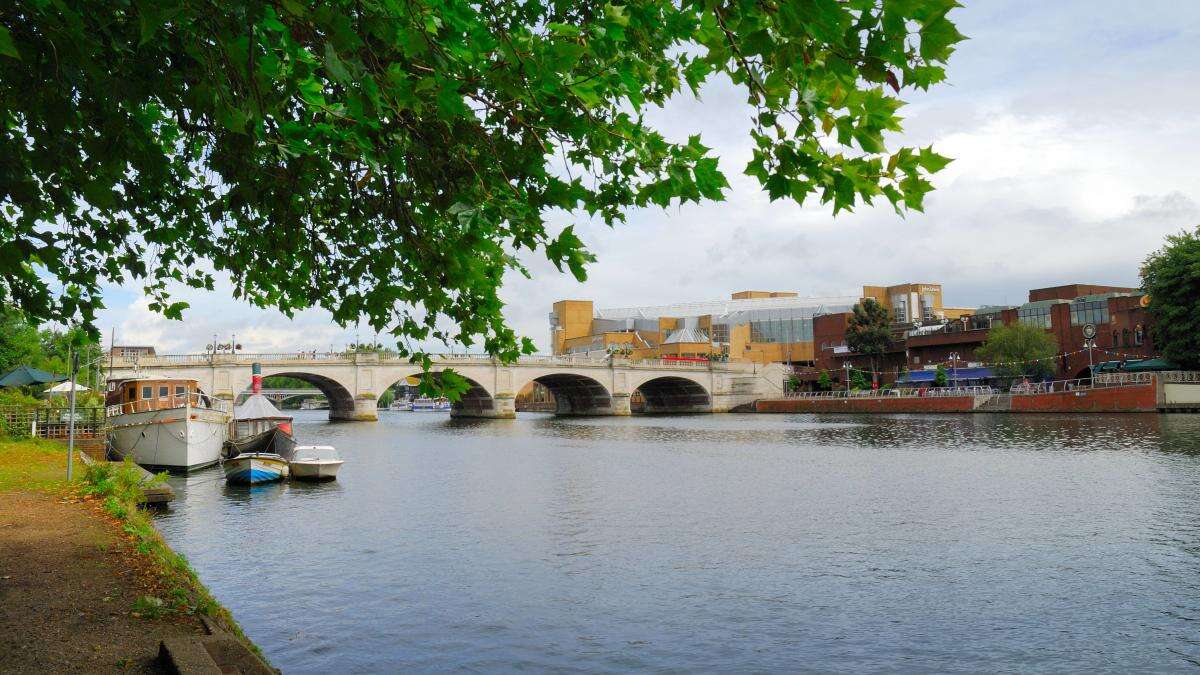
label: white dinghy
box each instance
[289,445,344,481]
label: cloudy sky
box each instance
[98,1,1200,354]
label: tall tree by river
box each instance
[1141,226,1200,369]
[0,1,962,367]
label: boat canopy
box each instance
[294,445,339,460]
[234,394,292,421]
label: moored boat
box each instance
[222,452,289,484]
[220,363,298,485]
[411,396,451,412]
[389,399,413,411]
[105,377,230,472]
[289,445,344,480]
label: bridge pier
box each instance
[450,393,515,419]
[329,396,378,422]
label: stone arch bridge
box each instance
[107,353,788,421]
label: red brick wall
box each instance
[1009,383,1157,413]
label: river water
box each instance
[156,412,1200,673]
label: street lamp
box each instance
[949,351,959,386]
[66,347,106,482]
[844,360,851,394]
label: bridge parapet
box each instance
[109,353,764,374]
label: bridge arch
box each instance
[379,370,500,418]
[632,375,712,414]
[527,373,614,416]
[260,371,359,420]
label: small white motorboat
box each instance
[289,445,344,481]
[222,452,289,484]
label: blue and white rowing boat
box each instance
[222,452,289,484]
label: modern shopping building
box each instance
[809,283,1156,388]
[550,283,964,366]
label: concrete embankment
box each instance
[755,382,1160,414]
[0,439,270,673]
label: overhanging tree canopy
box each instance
[0,0,962,364]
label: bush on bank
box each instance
[80,459,263,657]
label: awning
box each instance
[1094,358,1179,373]
[0,365,67,387]
[899,367,994,383]
[45,380,91,393]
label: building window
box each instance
[969,312,1001,330]
[1017,306,1052,329]
[891,294,908,322]
[710,323,729,344]
[175,385,186,397]
[1070,300,1110,326]
[920,293,937,321]
[1135,325,1144,345]
[749,318,813,343]
[1112,330,1119,347]
[1122,329,1130,347]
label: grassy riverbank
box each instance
[0,439,266,671]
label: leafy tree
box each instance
[845,298,892,374]
[377,387,395,408]
[0,305,42,374]
[849,368,868,391]
[0,0,962,371]
[976,321,1057,381]
[261,376,318,390]
[933,364,947,387]
[1141,226,1200,368]
[817,371,832,392]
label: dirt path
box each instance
[0,491,206,674]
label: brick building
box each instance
[807,283,1156,389]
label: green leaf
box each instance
[0,25,20,60]
[323,43,352,83]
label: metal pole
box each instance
[67,346,78,481]
[1087,340,1094,378]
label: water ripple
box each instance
[154,411,1200,673]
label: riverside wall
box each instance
[756,396,974,414]
[756,383,1160,414]
[1008,383,1157,413]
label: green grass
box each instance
[0,438,68,492]
[80,460,268,663]
[1,438,268,664]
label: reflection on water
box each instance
[156,412,1200,672]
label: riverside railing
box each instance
[782,371,1185,401]
[0,405,107,440]
[105,392,232,417]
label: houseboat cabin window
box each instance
[141,385,152,399]
[175,385,186,397]
[158,385,169,399]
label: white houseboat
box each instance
[106,377,231,472]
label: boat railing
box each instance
[106,392,231,417]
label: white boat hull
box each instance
[288,459,344,480]
[223,454,289,484]
[108,407,229,472]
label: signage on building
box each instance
[1082,323,1097,340]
